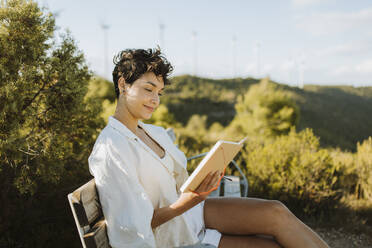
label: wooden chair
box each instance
[67,128,248,248]
[67,179,110,248]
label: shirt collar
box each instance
[108,116,188,173]
[108,116,146,141]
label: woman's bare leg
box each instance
[204,197,329,248]
[219,235,282,248]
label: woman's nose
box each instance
[151,93,159,105]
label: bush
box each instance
[227,78,299,138]
[355,137,372,199]
[239,128,344,215]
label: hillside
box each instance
[163,75,372,151]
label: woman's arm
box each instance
[151,171,221,229]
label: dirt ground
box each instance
[314,227,372,248]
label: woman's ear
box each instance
[118,77,126,94]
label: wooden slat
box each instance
[84,219,111,248]
[70,179,102,227]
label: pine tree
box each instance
[0,1,103,246]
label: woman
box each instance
[88,48,329,248]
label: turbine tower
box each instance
[256,41,261,78]
[192,31,198,76]
[101,22,110,79]
[159,22,165,50]
[298,53,304,89]
[232,35,237,79]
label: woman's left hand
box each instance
[171,171,222,212]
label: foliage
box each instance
[227,78,299,138]
[162,75,259,126]
[0,0,103,247]
[355,137,372,199]
[165,75,372,151]
[85,76,116,103]
[86,76,116,122]
[238,128,344,214]
[292,85,372,151]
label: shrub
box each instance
[239,128,343,214]
[355,137,372,199]
[228,78,299,138]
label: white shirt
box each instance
[88,116,220,248]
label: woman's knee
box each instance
[265,200,293,233]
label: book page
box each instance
[180,137,247,193]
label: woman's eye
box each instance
[145,87,162,96]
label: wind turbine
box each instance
[192,31,198,76]
[159,21,165,50]
[100,22,110,80]
[232,35,237,79]
[256,41,261,78]
[297,52,305,89]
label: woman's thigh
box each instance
[219,235,281,248]
[204,197,287,236]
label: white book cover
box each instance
[180,137,247,193]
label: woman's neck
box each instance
[113,99,139,134]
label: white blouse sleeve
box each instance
[88,134,156,248]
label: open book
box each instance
[180,137,247,193]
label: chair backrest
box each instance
[67,179,111,248]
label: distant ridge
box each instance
[165,75,372,151]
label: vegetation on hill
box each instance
[162,75,372,152]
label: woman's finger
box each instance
[203,171,219,191]
[198,171,218,192]
[208,172,221,190]
[196,171,214,191]
[201,171,217,190]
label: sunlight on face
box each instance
[124,72,165,120]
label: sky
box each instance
[37,0,372,87]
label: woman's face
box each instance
[121,71,164,120]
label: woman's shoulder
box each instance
[88,124,139,170]
[91,124,132,157]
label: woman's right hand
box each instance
[152,171,222,228]
[171,171,222,214]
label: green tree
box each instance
[86,76,116,122]
[227,78,299,138]
[0,0,103,246]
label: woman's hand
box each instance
[193,170,223,201]
[152,171,222,228]
[171,171,222,214]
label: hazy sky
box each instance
[37,0,372,86]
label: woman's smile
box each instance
[144,104,155,112]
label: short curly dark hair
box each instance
[112,47,173,98]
